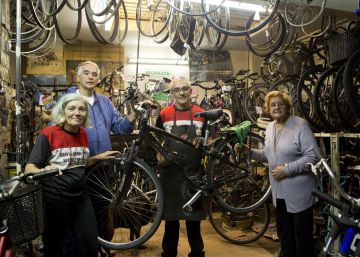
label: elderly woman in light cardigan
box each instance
[251,91,318,257]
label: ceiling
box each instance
[57,0,359,50]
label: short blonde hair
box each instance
[264,91,293,113]
[76,61,100,76]
[51,93,91,127]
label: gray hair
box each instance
[76,61,100,76]
[170,76,191,90]
[51,93,91,127]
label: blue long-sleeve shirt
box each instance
[85,93,134,156]
[252,115,318,213]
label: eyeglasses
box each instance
[270,102,286,108]
[171,86,190,94]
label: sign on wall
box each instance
[26,48,65,75]
[26,42,124,85]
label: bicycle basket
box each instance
[0,184,44,246]
[327,30,360,65]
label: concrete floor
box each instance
[110,219,280,257]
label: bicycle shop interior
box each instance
[0,0,359,257]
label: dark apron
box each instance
[160,106,206,221]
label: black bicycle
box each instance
[86,99,270,250]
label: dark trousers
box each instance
[43,197,98,257]
[276,199,315,257]
[162,220,205,257]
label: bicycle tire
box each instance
[284,0,327,27]
[245,11,287,57]
[150,0,172,38]
[313,66,341,131]
[202,0,280,37]
[242,83,269,123]
[331,64,360,132]
[166,0,225,16]
[343,48,360,119]
[296,65,327,131]
[25,0,55,30]
[202,5,229,49]
[54,0,82,44]
[87,157,164,250]
[178,13,196,45]
[86,0,116,16]
[66,0,89,11]
[208,193,270,244]
[208,132,271,213]
[40,0,67,16]
[192,17,207,49]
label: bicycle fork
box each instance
[183,190,203,213]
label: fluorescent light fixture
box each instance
[198,0,266,12]
[128,58,189,65]
[254,10,261,20]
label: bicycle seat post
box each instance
[203,120,211,148]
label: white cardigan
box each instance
[252,115,319,213]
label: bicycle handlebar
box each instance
[312,188,349,211]
[0,167,73,199]
[313,188,360,229]
[191,81,221,91]
[25,168,61,183]
[310,158,356,204]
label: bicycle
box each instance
[86,99,270,250]
[310,155,360,256]
[0,168,61,256]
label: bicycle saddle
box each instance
[194,109,223,121]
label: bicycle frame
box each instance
[125,106,250,213]
[310,158,360,256]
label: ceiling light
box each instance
[128,58,189,65]
[200,0,266,12]
[254,10,261,20]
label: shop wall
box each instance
[124,45,189,78]
[229,49,263,76]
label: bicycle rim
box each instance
[87,158,164,250]
[202,0,280,36]
[208,195,270,244]
[208,132,271,213]
[343,48,360,119]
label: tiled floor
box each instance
[110,219,280,257]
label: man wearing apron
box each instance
[156,76,206,257]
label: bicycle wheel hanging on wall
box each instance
[202,0,280,36]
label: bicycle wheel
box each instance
[208,193,270,244]
[87,157,164,250]
[313,66,341,131]
[202,0,280,36]
[245,11,287,57]
[343,48,360,119]
[242,83,269,123]
[331,64,360,132]
[208,132,271,213]
[296,65,326,131]
[284,0,326,27]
